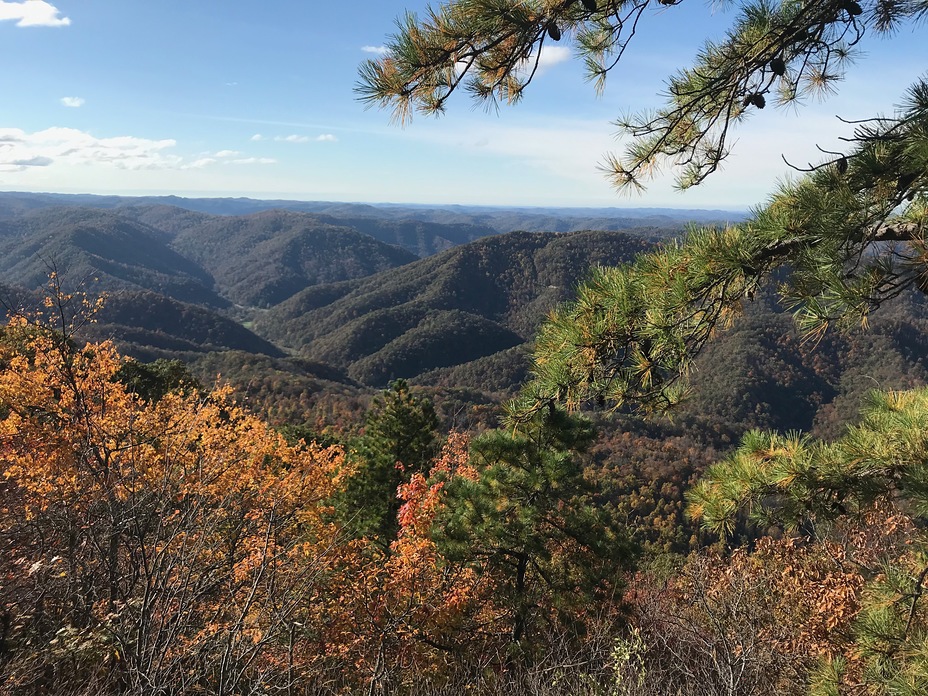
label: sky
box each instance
[0,0,924,210]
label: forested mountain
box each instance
[255,230,653,385]
[84,291,285,359]
[119,204,480,264]
[0,191,739,237]
[1,195,924,442]
[159,209,418,307]
[0,197,925,445]
[0,207,226,307]
[0,198,674,397]
[677,290,928,439]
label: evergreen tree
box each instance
[340,380,441,546]
[688,387,928,696]
[434,408,635,646]
[360,1,928,416]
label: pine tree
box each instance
[361,9,928,688]
[688,387,928,696]
[433,408,634,646]
[339,380,441,546]
[360,1,928,416]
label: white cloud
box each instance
[536,46,571,71]
[0,1,70,27]
[228,157,276,165]
[0,127,181,172]
[184,154,276,169]
[275,134,311,143]
[272,133,337,143]
[60,96,85,108]
[0,127,281,176]
[361,45,388,55]
[184,157,217,170]
[516,45,572,78]
[250,133,264,141]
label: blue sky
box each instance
[0,1,923,209]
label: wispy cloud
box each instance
[0,127,277,173]
[516,45,571,77]
[228,157,276,165]
[60,96,85,108]
[361,45,388,55]
[184,157,217,170]
[275,134,311,143]
[273,133,338,143]
[8,156,53,167]
[0,1,70,27]
[188,113,366,135]
[182,152,276,169]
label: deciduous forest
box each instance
[2,0,928,694]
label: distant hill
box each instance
[151,209,419,307]
[0,207,226,308]
[255,229,653,386]
[0,191,744,236]
[117,205,500,260]
[0,281,281,362]
[85,291,284,359]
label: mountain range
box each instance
[0,190,925,440]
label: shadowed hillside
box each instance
[84,291,285,359]
[255,230,653,386]
[0,208,226,307]
[164,209,419,307]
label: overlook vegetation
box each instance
[4,0,928,692]
[355,0,928,693]
[1,186,927,694]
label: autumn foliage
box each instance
[0,314,349,694]
[8,288,927,696]
[0,301,632,695]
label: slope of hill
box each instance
[0,192,742,237]
[255,230,653,386]
[162,209,419,307]
[116,204,216,238]
[188,351,364,427]
[413,345,532,393]
[303,214,499,256]
[679,291,928,439]
[0,208,226,307]
[119,204,499,261]
[85,291,284,359]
